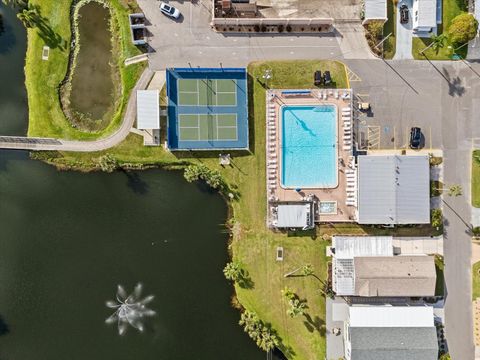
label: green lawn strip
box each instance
[383,0,396,59]
[412,0,468,60]
[473,150,480,207]
[37,60,348,359]
[26,0,144,140]
[473,261,480,300]
[435,255,445,296]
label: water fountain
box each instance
[105,283,155,335]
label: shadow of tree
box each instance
[30,4,65,50]
[122,170,149,195]
[303,313,326,336]
[237,269,254,289]
[0,315,10,336]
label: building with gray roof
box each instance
[342,305,438,360]
[357,155,430,225]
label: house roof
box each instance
[350,327,439,360]
[416,0,437,28]
[276,203,312,228]
[136,90,159,130]
[349,305,434,328]
[354,256,436,297]
[364,0,387,20]
[333,236,393,259]
[357,155,430,225]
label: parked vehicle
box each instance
[160,2,180,19]
[410,127,422,149]
[323,71,332,85]
[358,102,370,111]
[400,5,409,24]
[314,70,322,86]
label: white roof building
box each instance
[363,0,387,24]
[136,90,160,130]
[412,0,437,32]
[357,155,430,225]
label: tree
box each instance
[16,2,40,28]
[431,33,446,53]
[448,13,478,45]
[223,261,241,281]
[286,298,307,318]
[301,263,314,276]
[239,310,279,352]
[183,164,225,190]
[439,353,451,360]
[448,184,463,197]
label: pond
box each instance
[68,1,117,131]
[0,4,276,359]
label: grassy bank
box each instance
[412,0,468,60]
[435,255,445,296]
[25,0,144,140]
[473,261,480,300]
[473,150,480,208]
[35,60,348,359]
[383,0,396,59]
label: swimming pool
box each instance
[281,105,338,188]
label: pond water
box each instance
[0,5,273,359]
[69,2,116,130]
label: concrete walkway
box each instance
[393,0,413,60]
[0,68,154,152]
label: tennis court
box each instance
[178,114,238,141]
[178,79,237,106]
[166,68,249,150]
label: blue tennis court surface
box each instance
[166,68,249,150]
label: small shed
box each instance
[363,0,387,24]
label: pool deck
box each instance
[266,89,356,224]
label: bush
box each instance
[429,153,443,166]
[183,164,226,190]
[448,13,478,45]
[98,154,118,173]
[473,227,480,236]
[367,21,383,40]
[431,209,443,228]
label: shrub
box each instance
[367,21,383,40]
[431,209,443,228]
[429,153,443,166]
[183,164,226,190]
[473,227,480,236]
[223,261,241,281]
[98,154,118,173]
[448,13,478,45]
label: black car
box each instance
[323,71,332,85]
[400,5,409,24]
[314,70,322,86]
[410,127,422,149]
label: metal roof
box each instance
[349,305,434,327]
[357,155,430,225]
[354,256,436,297]
[276,203,312,228]
[136,90,159,130]
[333,236,393,259]
[364,0,387,20]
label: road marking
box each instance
[346,66,362,82]
[206,36,210,40]
[367,126,381,150]
[204,45,337,49]
[290,51,294,54]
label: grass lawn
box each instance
[412,0,468,60]
[35,60,348,359]
[473,150,480,208]
[435,255,445,296]
[383,0,396,59]
[473,261,480,300]
[26,0,144,140]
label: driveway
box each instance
[393,0,413,60]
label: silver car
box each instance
[160,2,180,19]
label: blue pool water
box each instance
[281,105,337,188]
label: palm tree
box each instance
[448,184,463,197]
[1,0,28,9]
[419,33,446,55]
[223,261,241,281]
[16,4,38,28]
[301,263,314,276]
[286,298,307,318]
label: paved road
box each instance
[0,68,154,151]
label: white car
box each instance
[160,2,180,19]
